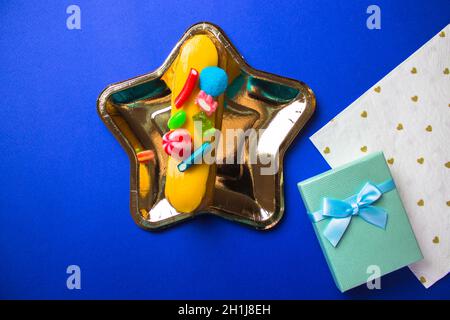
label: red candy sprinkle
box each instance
[174,68,199,109]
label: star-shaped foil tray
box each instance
[97,22,315,230]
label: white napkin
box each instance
[310,25,450,288]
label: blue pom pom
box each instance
[199,66,228,97]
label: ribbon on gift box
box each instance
[309,180,395,247]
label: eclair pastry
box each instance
[162,34,227,213]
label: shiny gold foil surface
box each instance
[97,22,316,230]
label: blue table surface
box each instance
[0,0,449,299]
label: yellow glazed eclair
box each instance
[162,34,227,213]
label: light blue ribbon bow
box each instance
[309,180,395,247]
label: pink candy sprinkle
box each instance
[162,129,192,160]
[196,90,218,116]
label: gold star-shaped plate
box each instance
[97,22,315,230]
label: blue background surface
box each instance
[0,0,449,299]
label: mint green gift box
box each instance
[297,152,422,292]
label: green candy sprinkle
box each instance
[168,110,186,130]
[192,111,213,132]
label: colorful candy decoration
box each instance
[199,66,228,97]
[137,150,155,163]
[192,111,213,133]
[196,90,218,116]
[174,68,199,109]
[162,129,192,160]
[177,142,212,172]
[167,110,187,130]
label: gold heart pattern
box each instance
[396,123,404,130]
[417,157,424,164]
[360,110,367,118]
[411,67,417,74]
[411,95,419,102]
[444,68,449,75]
[425,125,433,132]
[417,199,425,206]
[360,146,367,152]
[374,86,381,93]
[323,147,330,154]
[432,236,440,244]
[387,158,394,165]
